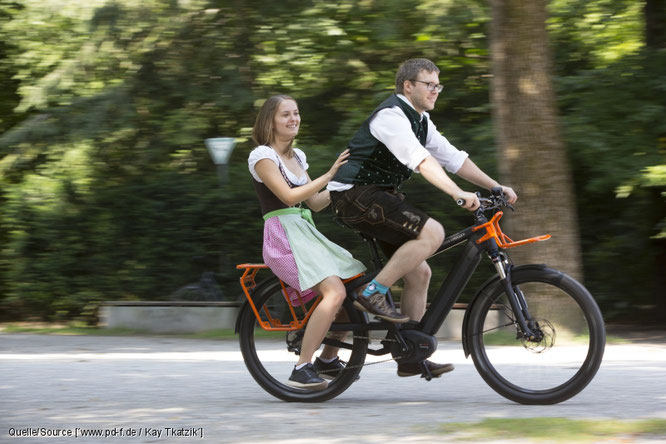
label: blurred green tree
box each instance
[0,0,662,323]
[549,0,666,320]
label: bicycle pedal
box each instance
[419,362,433,381]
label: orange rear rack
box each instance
[236,263,363,331]
[471,211,551,249]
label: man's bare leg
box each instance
[399,261,432,321]
[373,218,443,290]
[368,218,454,376]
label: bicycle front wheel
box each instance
[467,266,605,405]
[238,277,368,402]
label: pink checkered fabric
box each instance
[263,216,318,306]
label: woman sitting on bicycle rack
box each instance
[248,95,367,390]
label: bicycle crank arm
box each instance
[419,361,433,381]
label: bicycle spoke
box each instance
[468,267,605,404]
[238,277,368,402]
[472,321,517,337]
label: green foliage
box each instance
[557,50,666,318]
[0,2,22,134]
[0,0,663,322]
[549,0,644,73]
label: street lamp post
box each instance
[205,137,237,186]
[204,137,237,285]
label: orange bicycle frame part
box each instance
[471,211,551,248]
[236,263,363,331]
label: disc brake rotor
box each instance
[521,318,556,353]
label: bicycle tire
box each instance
[238,276,368,402]
[467,266,605,405]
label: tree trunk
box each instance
[489,0,582,281]
[645,0,666,49]
[645,0,666,323]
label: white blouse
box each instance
[248,145,309,186]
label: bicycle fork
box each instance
[490,251,541,341]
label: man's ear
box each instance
[402,79,413,94]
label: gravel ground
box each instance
[1,331,665,443]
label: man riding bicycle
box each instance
[327,58,518,378]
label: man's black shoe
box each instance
[397,360,455,377]
[313,357,360,381]
[287,363,328,390]
[353,292,410,323]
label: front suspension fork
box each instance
[490,252,541,341]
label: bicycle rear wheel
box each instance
[467,266,605,405]
[238,277,368,402]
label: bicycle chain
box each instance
[314,335,406,375]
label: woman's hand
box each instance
[326,149,350,179]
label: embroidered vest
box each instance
[332,94,427,188]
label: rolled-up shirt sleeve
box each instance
[369,106,468,174]
[425,119,468,173]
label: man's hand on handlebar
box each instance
[499,185,518,204]
[456,187,515,214]
[455,191,480,211]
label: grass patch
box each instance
[481,330,587,346]
[1,323,141,336]
[0,322,287,340]
[605,333,632,344]
[181,328,282,340]
[436,418,666,442]
[0,322,634,344]
[481,330,520,346]
[482,329,629,346]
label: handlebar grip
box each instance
[456,198,465,206]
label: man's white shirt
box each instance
[327,94,468,191]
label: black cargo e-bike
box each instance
[235,188,606,404]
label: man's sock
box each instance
[362,279,388,298]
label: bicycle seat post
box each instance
[360,233,384,271]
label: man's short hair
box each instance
[395,58,440,94]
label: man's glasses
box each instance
[411,79,443,93]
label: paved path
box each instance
[1,332,665,443]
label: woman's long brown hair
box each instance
[251,94,297,158]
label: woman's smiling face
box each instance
[273,99,300,141]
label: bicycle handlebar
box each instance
[457,186,514,218]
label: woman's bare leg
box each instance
[296,276,346,366]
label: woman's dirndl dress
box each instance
[248,145,366,305]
